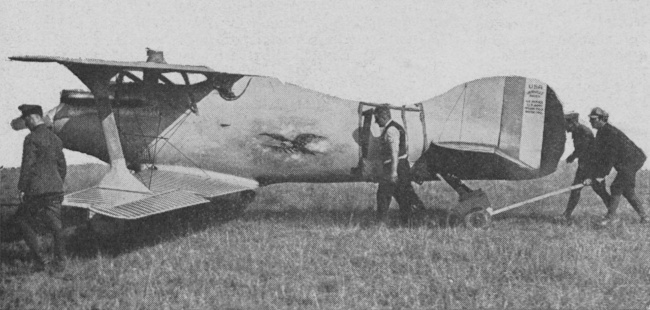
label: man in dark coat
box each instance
[588,107,648,225]
[562,112,611,220]
[13,104,67,271]
[374,106,425,225]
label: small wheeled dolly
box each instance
[461,183,586,229]
[446,188,491,227]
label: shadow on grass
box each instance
[66,202,248,259]
[0,201,246,270]
[492,212,566,226]
[239,206,452,230]
[3,204,455,270]
[4,202,576,273]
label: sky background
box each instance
[0,0,648,168]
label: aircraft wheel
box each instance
[464,209,491,229]
[445,211,463,228]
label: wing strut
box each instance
[65,64,152,194]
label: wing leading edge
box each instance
[10,55,219,74]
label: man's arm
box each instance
[17,136,35,193]
[591,134,614,178]
[566,151,576,163]
[573,126,594,160]
[386,127,400,183]
[56,141,66,182]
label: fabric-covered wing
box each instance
[10,55,219,74]
[63,165,258,219]
[10,55,254,102]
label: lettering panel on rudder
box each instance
[519,79,546,168]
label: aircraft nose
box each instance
[45,104,66,133]
[10,104,64,131]
[44,103,76,135]
[10,116,26,131]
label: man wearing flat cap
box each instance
[588,107,648,225]
[562,112,611,221]
[13,104,67,271]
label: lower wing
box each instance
[63,165,258,219]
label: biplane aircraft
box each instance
[8,50,566,232]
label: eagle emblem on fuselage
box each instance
[259,133,329,155]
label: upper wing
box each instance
[63,165,258,219]
[10,55,257,102]
[10,55,220,74]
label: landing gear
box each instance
[463,209,491,229]
[446,205,492,229]
[440,173,492,229]
[445,210,463,227]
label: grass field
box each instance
[1,164,649,309]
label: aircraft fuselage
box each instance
[49,77,427,184]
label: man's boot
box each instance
[562,208,574,223]
[399,206,411,227]
[563,190,580,222]
[376,211,388,225]
[16,220,48,271]
[626,194,648,224]
[600,195,621,226]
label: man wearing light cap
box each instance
[13,104,67,271]
[562,112,611,221]
[588,107,648,225]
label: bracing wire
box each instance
[148,109,165,187]
[151,110,213,178]
[151,111,192,158]
[164,140,211,178]
[437,84,468,141]
[459,87,467,142]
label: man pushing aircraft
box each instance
[562,112,611,221]
[587,107,648,225]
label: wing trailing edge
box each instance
[63,165,258,219]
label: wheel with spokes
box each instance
[464,209,491,229]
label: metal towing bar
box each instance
[462,182,596,229]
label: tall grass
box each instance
[1,163,649,309]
